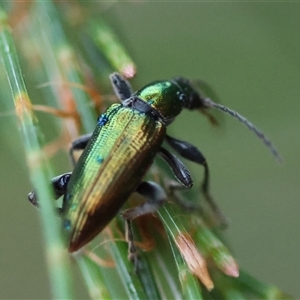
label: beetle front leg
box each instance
[28,172,72,214]
[158,145,220,223]
[158,146,193,188]
[165,135,228,226]
[165,134,210,195]
[121,181,167,267]
[109,72,133,102]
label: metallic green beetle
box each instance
[28,73,281,257]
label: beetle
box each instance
[28,72,281,261]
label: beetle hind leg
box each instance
[124,219,139,269]
[121,181,167,269]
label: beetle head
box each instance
[172,77,210,110]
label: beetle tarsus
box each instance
[51,173,72,199]
[124,219,140,270]
[110,72,133,101]
[158,146,193,188]
[28,190,39,208]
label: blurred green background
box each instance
[1,2,299,299]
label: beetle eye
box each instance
[178,92,186,102]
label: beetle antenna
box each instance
[203,97,283,163]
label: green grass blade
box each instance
[88,18,136,78]
[193,217,239,278]
[158,203,214,293]
[167,232,204,299]
[108,224,150,300]
[76,253,112,299]
[33,1,97,133]
[238,269,293,300]
[0,8,73,299]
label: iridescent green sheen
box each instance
[62,103,165,252]
[135,80,186,120]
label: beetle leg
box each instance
[158,147,193,188]
[124,220,139,268]
[28,172,72,214]
[69,133,92,165]
[122,181,167,267]
[109,72,133,102]
[165,180,227,228]
[165,134,227,226]
[165,134,210,195]
[165,134,206,164]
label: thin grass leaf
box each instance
[33,1,97,134]
[0,7,73,299]
[223,289,247,300]
[76,253,112,300]
[167,231,204,299]
[158,203,214,292]
[193,217,239,278]
[135,220,182,299]
[105,227,148,300]
[237,270,293,300]
[88,18,136,79]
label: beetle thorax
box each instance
[135,80,186,122]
